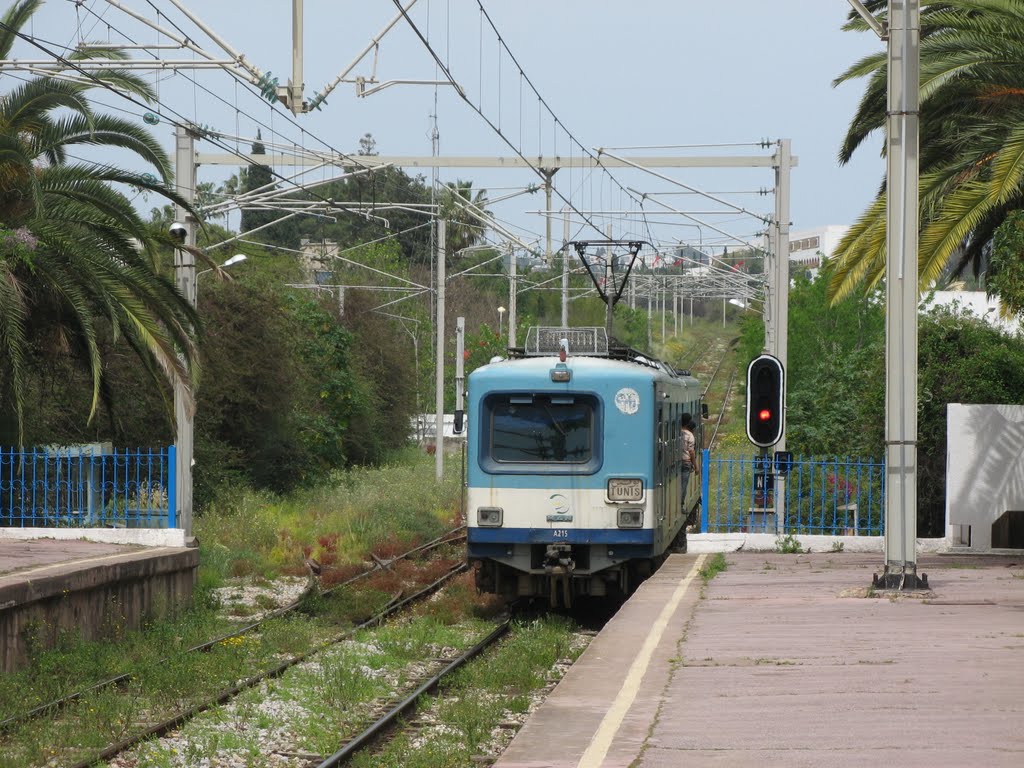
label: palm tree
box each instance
[440,179,490,258]
[0,0,199,442]
[831,0,1024,300]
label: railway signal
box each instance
[746,354,784,447]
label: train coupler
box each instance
[543,544,575,609]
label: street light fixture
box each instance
[195,254,247,303]
[197,253,247,278]
[497,305,506,335]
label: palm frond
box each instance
[0,259,29,444]
[34,113,172,179]
[67,44,131,62]
[918,181,993,286]
[0,0,42,60]
[985,123,1024,205]
[0,77,93,135]
[828,195,887,302]
[76,68,158,104]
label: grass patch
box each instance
[0,604,338,766]
[700,553,728,583]
[348,616,586,768]
[195,448,462,585]
[1,451,466,765]
[774,533,805,554]
[0,603,235,723]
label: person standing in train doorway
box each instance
[680,412,697,499]
[685,415,701,481]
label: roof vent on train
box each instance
[524,326,608,357]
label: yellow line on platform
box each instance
[576,553,706,768]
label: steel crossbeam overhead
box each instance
[193,153,794,169]
[628,272,761,302]
[0,0,434,116]
[2,59,241,70]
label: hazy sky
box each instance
[16,0,887,250]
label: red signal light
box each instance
[746,354,784,448]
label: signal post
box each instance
[746,354,785,532]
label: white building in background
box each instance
[922,291,1021,335]
[788,225,850,275]
[299,238,339,283]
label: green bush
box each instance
[738,262,1024,537]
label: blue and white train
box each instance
[466,327,703,606]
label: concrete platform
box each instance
[496,551,1024,768]
[0,538,198,672]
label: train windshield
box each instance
[489,394,595,463]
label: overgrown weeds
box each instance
[346,616,586,768]
[195,448,461,587]
[699,553,728,583]
[774,533,805,554]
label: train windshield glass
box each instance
[490,395,594,463]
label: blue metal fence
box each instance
[0,446,176,529]
[700,450,885,535]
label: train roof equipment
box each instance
[505,326,685,379]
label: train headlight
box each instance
[617,508,643,528]
[477,507,503,527]
[550,363,571,382]
[607,477,644,502]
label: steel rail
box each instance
[698,339,739,450]
[0,526,467,735]
[60,563,470,768]
[316,620,512,767]
[708,371,738,452]
[702,349,729,398]
[678,345,706,373]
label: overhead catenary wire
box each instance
[0,14,469,259]
[389,0,656,247]
[2,18,471,309]
[74,1,456,226]
[84,3,634,251]
[31,4,768,304]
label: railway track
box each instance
[65,562,471,768]
[701,346,730,398]
[103,599,587,768]
[677,345,706,373]
[315,619,512,767]
[0,528,469,766]
[683,336,738,451]
[706,369,738,451]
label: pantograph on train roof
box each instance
[513,326,678,374]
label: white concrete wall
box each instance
[922,291,1019,335]
[411,413,468,440]
[688,533,948,554]
[0,527,188,547]
[946,404,1024,550]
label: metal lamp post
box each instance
[194,254,248,302]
